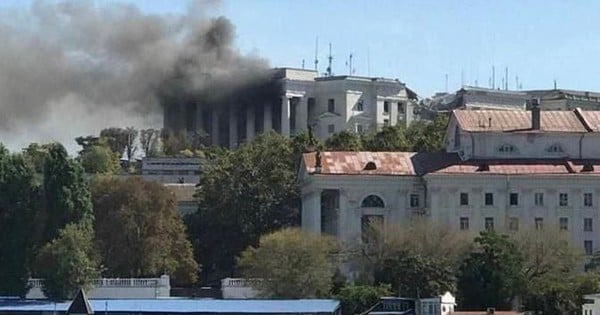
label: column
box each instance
[390,100,399,126]
[211,109,219,146]
[263,103,272,132]
[228,107,238,149]
[301,191,321,234]
[281,97,291,136]
[246,105,255,142]
[337,190,348,242]
[295,97,308,134]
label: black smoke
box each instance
[0,0,276,151]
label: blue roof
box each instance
[0,298,341,314]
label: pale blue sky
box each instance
[3,0,600,97]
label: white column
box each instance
[295,97,308,135]
[281,97,291,136]
[302,191,321,234]
[211,109,219,146]
[263,103,272,132]
[337,190,348,242]
[246,106,255,142]
[228,108,238,148]
[390,100,399,126]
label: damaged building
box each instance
[163,67,418,148]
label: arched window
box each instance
[361,195,385,208]
[364,161,377,171]
[498,144,517,154]
[546,143,563,153]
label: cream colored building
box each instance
[299,106,600,263]
[164,68,417,148]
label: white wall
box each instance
[27,276,170,299]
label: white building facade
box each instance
[164,68,417,148]
[299,107,600,269]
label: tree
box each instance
[124,127,138,163]
[237,228,338,298]
[140,128,161,157]
[325,130,363,151]
[35,222,99,300]
[337,284,393,315]
[79,145,120,174]
[188,132,299,283]
[362,125,409,151]
[161,129,193,155]
[404,114,448,152]
[75,136,102,154]
[91,176,198,284]
[457,230,525,310]
[0,145,39,296]
[100,127,130,158]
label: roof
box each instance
[67,289,93,315]
[0,299,340,314]
[302,152,418,176]
[578,110,600,131]
[302,152,600,177]
[453,110,590,133]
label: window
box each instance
[356,124,364,134]
[383,101,390,114]
[397,102,405,114]
[485,217,494,230]
[454,126,461,148]
[534,192,544,206]
[585,218,593,232]
[585,240,594,255]
[361,195,385,208]
[328,99,335,113]
[509,193,519,206]
[485,193,494,206]
[560,217,568,231]
[383,119,389,126]
[361,215,383,244]
[509,217,519,231]
[535,217,544,230]
[356,99,364,111]
[460,217,469,230]
[328,124,335,134]
[559,193,569,207]
[460,193,469,206]
[410,194,420,208]
[546,143,563,153]
[498,144,517,153]
[585,193,593,207]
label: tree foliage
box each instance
[100,127,129,158]
[237,228,338,298]
[140,128,161,157]
[336,284,393,315]
[325,130,363,151]
[79,145,120,174]
[91,176,198,284]
[35,222,99,300]
[457,230,525,310]
[188,132,300,283]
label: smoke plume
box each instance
[0,0,272,152]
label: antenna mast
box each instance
[314,36,319,73]
[348,53,353,75]
[326,42,333,76]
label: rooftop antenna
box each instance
[302,59,305,69]
[505,67,509,90]
[475,79,478,87]
[445,73,448,92]
[554,79,557,90]
[314,36,319,73]
[461,69,464,87]
[349,53,354,75]
[326,42,333,76]
[515,75,519,90]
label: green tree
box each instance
[35,222,99,300]
[404,114,448,152]
[91,176,198,284]
[140,128,161,157]
[188,132,299,283]
[238,228,338,298]
[362,125,409,151]
[336,284,393,315]
[100,127,130,158]
[457,230,525,310]
[325,130,363,151]
[0,145,40,296]
[79,145,120,174]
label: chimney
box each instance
[530,98,541,130]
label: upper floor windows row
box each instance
[496,143,565,155]
[458,192,594,207]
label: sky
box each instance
[1,0,599,97]
[1,0,600,152]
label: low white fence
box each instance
[27,275,170,299]
[221,278,261,299]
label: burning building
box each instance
[163,67,419,148]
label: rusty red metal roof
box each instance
[302,151,418,175]
[578,110,600,131]
[453,110,590,132]
[302,152,600,176]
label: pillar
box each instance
[281,97,291,136]
[337,190,348,242]
[295,97,308,135]
[263,103,272,132]
[246,105,255,142]
[211,109,219,146]
[390,100,399,126]
[301,191,321,234]
[228,107,238,148]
